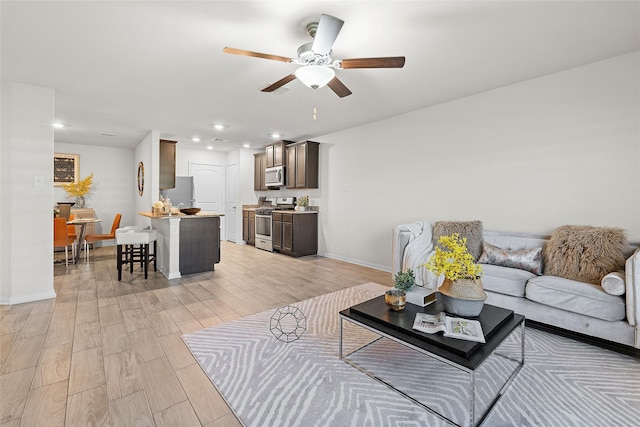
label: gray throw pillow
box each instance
[432,220,483,261]
[478,242,543,275]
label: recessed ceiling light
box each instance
[52,122,65,129]
[213,124,224,130]
[270,133,280,139]
[207,146,213,150]
[243,143,250,148]
[192,137,200,142]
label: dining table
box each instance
[67,217,102,264]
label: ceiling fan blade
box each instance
[223,47,292,63]
[311,14,344,55]
[327,77,352,98]
[339,57,405,69]
[261,74,297,92]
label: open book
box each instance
[413,312,485,343]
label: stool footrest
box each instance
[117,241,157,281]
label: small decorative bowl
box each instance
[385,289,407,311]
[180,208,201,215]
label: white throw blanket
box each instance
[401,222,438,289]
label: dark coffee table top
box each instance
[340,294,524,370]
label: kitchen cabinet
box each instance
[253,153,268,191]
[265,140,293,168]
[242,209,255,245]
[159,139,177,190]
[272,212,317,257]
[286,141,319,189]
[179,216,221,275]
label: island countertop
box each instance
[138,211,224,219]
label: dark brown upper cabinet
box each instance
[254,152,268,191]
[265,140,294,168]
[286,141,319,189]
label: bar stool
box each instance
[116,228,158,281]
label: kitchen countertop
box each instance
[139,211,224,219]
[273,210,318,214]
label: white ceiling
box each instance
[2,1,639,151]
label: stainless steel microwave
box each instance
[265,166,285,187]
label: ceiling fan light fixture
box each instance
[295,65,335,89]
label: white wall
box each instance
[134,130,158,228]
[54,143,135,235]
[0,82,56,304]
[317,52,640,271]
[176,147,227,176]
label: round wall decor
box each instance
[137,161,144,196]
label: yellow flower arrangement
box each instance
[423,233,483,281]
[63,173,93,197]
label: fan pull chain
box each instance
[313,90,317,121]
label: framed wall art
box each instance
[53,153,79,186]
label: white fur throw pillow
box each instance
[601,271,626,296]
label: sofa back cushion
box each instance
[482,230,548,252]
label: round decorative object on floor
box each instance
[384,289,406,311]
[75,196,85,208]
[270,305,307,342]
[439,278,487,317]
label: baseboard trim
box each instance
[526,320,640,359]
[0,291,57,305]
[320,252,390,273]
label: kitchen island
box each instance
[139,211,223,279]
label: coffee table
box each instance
[339,295,524,427]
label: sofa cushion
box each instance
[481,264,535,297]
[479,242,543,275]
[544,225,627,285]
[433,220,483,261]
[526,275,626,321]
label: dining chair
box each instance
[67,213,78,244]
[54,217,75,267]
[84,213,122,262]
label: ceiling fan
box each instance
[223,14,405,98]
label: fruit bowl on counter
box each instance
[180,208,201,215]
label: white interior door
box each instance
[189,163,224,235]
[225,164,238,242]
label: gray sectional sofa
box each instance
[392,222,640,352]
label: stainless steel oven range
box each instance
[254,197,296,252]
[255,208,273,251]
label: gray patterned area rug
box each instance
[182,283,640,427]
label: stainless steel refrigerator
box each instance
[160,176,195,208]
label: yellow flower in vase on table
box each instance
[423,233,483,281]
[63,173,93,208]
[423,233,486,317]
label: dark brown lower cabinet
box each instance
[242,209,255,245]
[272,212,317,257]
[179,217,220,275]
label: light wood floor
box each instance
[1,241,392,426]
